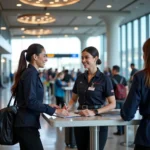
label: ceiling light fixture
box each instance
[87,16,92,19]
[21,28,25,31]
[24,29,52,35]
[74,27,78,30]
[17,14,56,24]
[22,36,25,38]
[1,27,7,30]
[16,4,22,7]
[106,5,112,8]
[64,34,68,37]
[20,0,80,7]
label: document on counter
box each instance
[99,110,120,117]
[53,112,81,118]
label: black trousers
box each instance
[134,145,150,150]
[56,96,64,108]
[74,126,108,150]
[116,101,124,133]
[15,127,44,150]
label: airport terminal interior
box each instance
[0,0,150,150]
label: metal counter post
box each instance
[90,126,99,150]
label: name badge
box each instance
[88,87,95,91]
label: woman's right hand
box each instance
[55,109,69,116]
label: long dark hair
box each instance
[82,46,102,65]
[143,38,150,87]
[11,43,44,96]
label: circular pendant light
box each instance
[20,0,80,7]
[24,29,52,35]
[17,14,56,24]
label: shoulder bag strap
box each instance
[120,77,124,84]
[112,78,118,85]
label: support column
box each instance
[77,35,89,72]
[102,16,124,68]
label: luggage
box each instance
[65,127,76,148]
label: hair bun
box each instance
[96,59,102,65]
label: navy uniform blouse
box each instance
[15,64,56,129]
[121,70,150,147]
[72,68,114,106]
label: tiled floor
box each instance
[0,84,134,150]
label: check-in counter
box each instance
[43,109,141,150]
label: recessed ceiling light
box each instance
[87,16,92,19]
[21,28,25,31]
[45,13,50,15]
[1,58,5,63]
[1,27,7,30]
[106,5,112,8]
[49,1,54,4]
[64,34,68,37]
[74,27,78,30]
[16,4,22,7]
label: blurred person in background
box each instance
[54,72,68,108]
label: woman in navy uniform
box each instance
[12,44,69,150]
[67,46,116,150]
[121,39,150,150]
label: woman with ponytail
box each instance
[65,46,116,150]
[13,44,68,150]
[121,38,150,150]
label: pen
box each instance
[64,103,68,110]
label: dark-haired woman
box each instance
[66,46,116,150]
[12,44,69,150]
[121,39,150,150]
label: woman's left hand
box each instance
[49,104,60,109]
[79,109,95,117]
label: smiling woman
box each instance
[11,43,69,150]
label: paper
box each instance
[54,112,81,118]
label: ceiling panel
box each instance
[70,16,102,25]
[61,27,90,34]
[123,0,150,11]
[87,0,133,11]
[1,0,150,37]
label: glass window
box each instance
[87,36,102,69]
[98,34,107,71]
[121,25,127,77]
[133,20,139,69]
[149,14,150,37]
[140,16,146,69]
[127,22,132,79]
[11,37,81,72]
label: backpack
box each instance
[112,78,126,100]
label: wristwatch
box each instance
[93,109,99,115]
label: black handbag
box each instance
[0,95,18,145]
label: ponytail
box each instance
[11,50,27,96]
